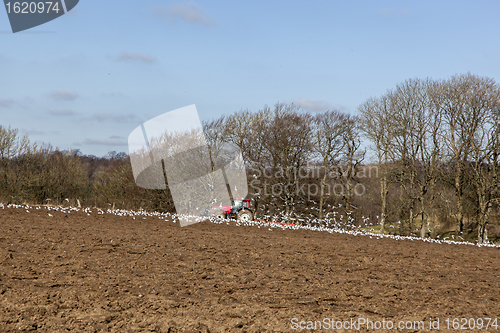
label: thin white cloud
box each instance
[292,98,344,113]
[115,51,156,64]
[49,91,80,101]
[49,109,76,116]
[377,8,411,17]
[101,92,127,98]
[152,2,215,27]
[0,98,15,108]
[21,128,45,136]
[83,113,139,123]
[83,139,128,146]
[22,96,35,104]
[0,97,36,110]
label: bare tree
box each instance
[203,116,229,172]
[381,79,446,237]
[226,108,270,213]
[0,125,33,160]
[227,104,314,219]
[360,79,443,237]
[337,114,365,213]
[434,73,497,234]
[312,110,345,220]
[0,126,38,201]
[466,77,500,243]
[358,96,393,233]
[264,103,313,217]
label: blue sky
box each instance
[1,0,500,157]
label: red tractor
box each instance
[211,198,254,221]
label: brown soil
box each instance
[1,205,499,332]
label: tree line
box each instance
[359,73,499,243]
[0,128,175,213]
[1,72,498,243]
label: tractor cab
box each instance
[230,199,248,213]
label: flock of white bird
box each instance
[1,203,499,248]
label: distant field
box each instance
[1,205,500,332]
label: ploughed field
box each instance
[1,205,499,332]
